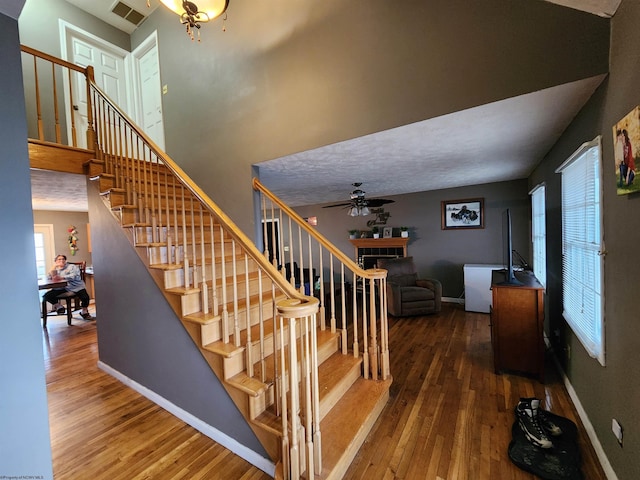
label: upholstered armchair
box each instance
[377,256,442,316]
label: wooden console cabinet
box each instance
[490,270,544,382]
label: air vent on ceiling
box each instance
[111,1,146,26]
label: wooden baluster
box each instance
[155,153,163,242]
[244,253,253,377]
[303,314,314,478]
[107,102,114,172]
[310,314,322,474]
[123,123,131,205]
[219,224,228,343]
[297,225,304,294]
[278,312,289,479]
[272,281,280,417]
[189,194,197,288]
[135,137,145,225]
[361,275,369,379]
[352,271,359,359]
[67,69,77,147]
[288,316,300,479]
[180,184,189,288]
[189,192,200,288]
[287,217,295,287]
[232,240,240,346]
[340,264,347,354]
[261,195,269,261]
[51,63,61,144]
[270,202,277,268]
[258,269,265,383]
[199,204,208,315]
[149,148,157,242]
[142,143,150,226]
[172,176,179,264]
[329,255,336,333]
[380,276,390,379]
[369,277,378,381]
[318,245,325,330]
[209,214,218,315]
[278,208,285,271]
[33,56,44,141]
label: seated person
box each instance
[43,254,93,320]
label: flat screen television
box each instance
[498,208,523,286]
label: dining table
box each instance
[39,277,68,327]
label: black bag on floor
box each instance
[508,411,583,480]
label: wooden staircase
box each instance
[23,44,392,479]
[85,153,391,479]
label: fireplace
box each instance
[349,237,409,269]
[360,254,400,269]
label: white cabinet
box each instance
[463,264,504,313]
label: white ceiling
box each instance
[28,0,621,211]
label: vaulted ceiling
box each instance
[26,0,621,211]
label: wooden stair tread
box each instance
[316,376,392,480]
[227,372,271,397]
[182,311,220,325]
[203,340,245,357]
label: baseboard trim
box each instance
[443,297,464,305]
[547,347,618,480]
[97,361,276,477]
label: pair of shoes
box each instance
[80,312,94,320]
[538,408,563,437]
[515,398,555,449]
[56,307,66,315]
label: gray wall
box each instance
[529,1,640,478]
[294,179,530,298]
[0,10,53,478]
[131,0,608,234]
[33,210,92,267]
[87,181,268,457]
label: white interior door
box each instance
[34,224,55,282]
[133,32,165,150]
[61,22,130,149]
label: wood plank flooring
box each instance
[43,304,606,479]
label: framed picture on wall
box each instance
[383,226,393,238]
[612,106,640,196]
[441,198,484,230]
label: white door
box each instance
[61,22,130,149]
[34,224,55,282]
[133,32,165,150]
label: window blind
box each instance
[556,138,604,365]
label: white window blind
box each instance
[556,137,604,365]
[530,184,546,288]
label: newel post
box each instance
[276,296,321,479]
[85,65,96,152]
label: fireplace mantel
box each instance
[349,237,409,266]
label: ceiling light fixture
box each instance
[158,0,229,41]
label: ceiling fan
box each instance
[322,183,395,216]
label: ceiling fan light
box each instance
[160,0,229,20]
[360,206,370,216]
[348,206,360,217]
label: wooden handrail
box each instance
[21,45,87,73]
[89,80,306,303]
[252,178,386,280]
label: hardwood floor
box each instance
[43,304,606,479]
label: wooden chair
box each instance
[41,261,86,326]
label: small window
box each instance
[556,137,605,365]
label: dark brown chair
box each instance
[41,261,86,326]
[377,256,442,316]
